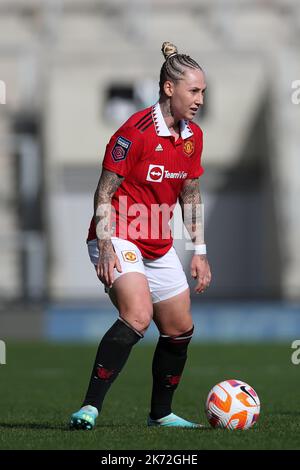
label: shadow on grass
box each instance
[0,422,67,431]
[0,421,213,432]
[0,422,144,431]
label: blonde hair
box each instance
[159,41,202,96]
[161,41,178,60]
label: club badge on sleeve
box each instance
[111,136,132,162]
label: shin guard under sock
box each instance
[82,318,143,412]
[150,327,194,420]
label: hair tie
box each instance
[166,52,178,60]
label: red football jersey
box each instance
[87,102,204,259]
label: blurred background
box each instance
[1,0,300,342]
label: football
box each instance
[205,379,260,430]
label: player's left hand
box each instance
[190,254,212,294]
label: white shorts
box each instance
[88,237,189,303]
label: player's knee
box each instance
[131,311,153,332]
[173,325,194,341]
[172,322,194,337]
[119,306,153,333]
[163,313,193,338]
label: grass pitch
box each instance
[0,341,299,450]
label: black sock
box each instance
[82,318,142,412]
[150,327,194,420]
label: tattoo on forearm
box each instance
[94,169,123,240]
[179,179,204,244]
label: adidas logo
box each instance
[155,143,163,152]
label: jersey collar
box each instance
[152,102,193,140]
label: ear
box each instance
[163,80,174,98]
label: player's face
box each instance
[169,69,206,121]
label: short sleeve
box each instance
[102,126,143,177]
[187,126,204,179]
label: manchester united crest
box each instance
[183,140,194,156]
[122,250,138,263]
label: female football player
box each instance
[70,42,211,429]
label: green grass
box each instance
[0,342,299,450]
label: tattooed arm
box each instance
[179,178,211,293]
[94,169,124,287]
[179,178,204,245]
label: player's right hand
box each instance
[96,240,122,288]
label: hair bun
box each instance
[161,42,178,60]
